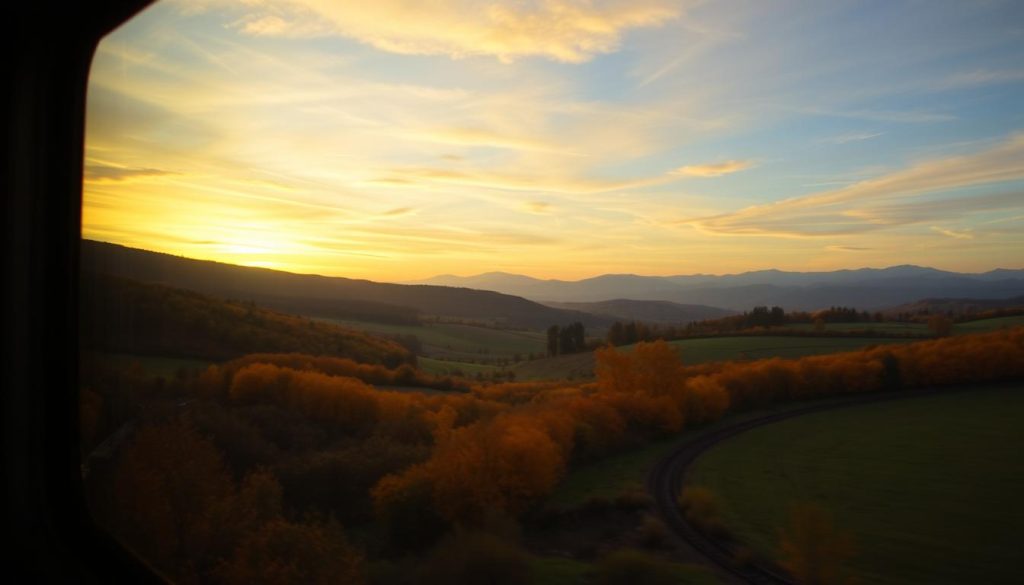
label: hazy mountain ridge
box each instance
[416,267,1024,310]
[81,241,614,329]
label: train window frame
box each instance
[6,1,162,581]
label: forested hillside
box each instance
[80,271,414,367]
[83,325,1024,585]
[81,240,611,329]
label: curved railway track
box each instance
[646,390,940,584]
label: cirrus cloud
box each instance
[232,0,682,63]
[671,159,753,177]
[689,133,1024,237]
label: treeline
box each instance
[371,327,1024,533]
[606,305,899,345]
[262,295,422,325]
[86,326,1024,583]
[81,272,413,367]
[546,322,588,356]
[955,306,1024,323]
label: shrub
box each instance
[614,487,654,511]
[638,515,671,549]
[777,502,856,585]
[595,549,678,585]
[677,486,727,537]
[416,531,529,585]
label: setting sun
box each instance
[84,0,1024,281]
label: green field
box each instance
[514,336,911,381]
[782,315,1024,336]
[783,322,928,334]
[954,314,1024,334]
[417,355,501,377]
[321,318,546,362]
[546,396,865,511]
[686,384,1024,585]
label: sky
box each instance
[83,0,1024,281]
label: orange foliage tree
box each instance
[778,503,857,585]
[131,326,1024,558]
[106,420,365,584]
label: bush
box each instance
[677,486,727,537]
[777,502,856,585]
[638,515,670,549]
[595,549,678,585]
[582,495,613,514]
[614,487,654,511]
[417,531,529,585]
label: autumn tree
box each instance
[607,321,626,345]
[678,486,725,536]
[109,420,236,578]
[429,414,566,523]
[216,518,364,585]
[595,340,685,397]
[547,325,560,356]
[107,419,365,584]
[417,530,529,585]
[777,503,857,585]
[928,314,953,337]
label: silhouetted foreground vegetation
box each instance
[84,326,1024,583]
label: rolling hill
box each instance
[416,266,1024,311]
[80,240,612,330]
[883,295,1024,317]
[80,271,414,366]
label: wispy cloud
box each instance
[828,131,883,145]
[366,166,664,195]
[381,206,415,217]
[690,133,1024,237]
[85,163,175,182]
[230,0,681,63]
[930,226,974,240]
[84,0,1024,278]
[781,105,955,124]
[826,245,873,252]
[411,127,575,155]
[934,68,1024,91]
[671,159,753,178]
[524,201,553,215]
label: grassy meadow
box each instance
[686,384,1024,585]
[953,314,1024,334]
[322,318,547,362]
[782,321,929,334]
[514,335,912,381]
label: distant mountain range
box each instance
[83,241,1024,327]
[413,266,1024,311]
[80,241,613,330]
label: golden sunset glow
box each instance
[84,0,1024,280]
